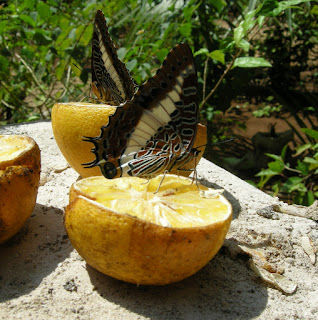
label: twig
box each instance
[202,57,209,102]
[200,16,269,111]
[14,52,47,96]
[60,65,72,99]
[200,48,242,111]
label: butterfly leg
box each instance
[154,170,168,194]
[141,178,151,185]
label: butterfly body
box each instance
[91,10,134,104]
[84,43,199,179]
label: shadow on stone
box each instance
[0,203,73,302]
[86,250,268,320]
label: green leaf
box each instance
[257,15,266,28]
[0,20,7,34]
[255,168,279,177]
[303,157,318,164]
[301,128,318,140]
[311,5,318,15]
[233,57,272,68]
[156,48,170,63]
[258,0,279,16]
[179,23,192,38]
[219,38,235,53]
[281,144,288,160]
[210,0,226,12]
[209,50,225,64]
[294,143,312,156]
[24,0,36,10]
[282,177,306,192]
[0,56,9,73]
[238,39,250,52]
[259,0,312,17]
[19,14,37,27]
[37,1,52,20]
[70,58,81,78]
[268,160,284,173]
[296,161,309,175]
[234,25,244,46]
[265,153,281,161]
[194,48,209,57]
[117,48,128,60]
[305,191,315,206]
[34,31,52,45]
[79,25,93,46]
[126,59,137,72]
[55,60,66,81]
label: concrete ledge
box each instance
[0,121,317,319]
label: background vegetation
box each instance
[0,0,317,205]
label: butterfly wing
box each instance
[91,10,134,104]
[84,43,198,179]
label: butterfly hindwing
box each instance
[84,43,199,179]
[91,10,134,104]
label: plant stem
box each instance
[200,48,242,111]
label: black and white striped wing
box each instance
[91,10,134,104]
[84,43,199,179]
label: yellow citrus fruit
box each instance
[51,102,207,178]
[65,174,232,285]
[0,135,41,244]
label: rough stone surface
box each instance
[1,121,317,319]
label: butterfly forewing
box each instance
[91,10,134,104]
[84,43,199,179]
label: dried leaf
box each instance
[249,260,297,294]
[301,235,316,265]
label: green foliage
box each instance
[256,130,318,206]
[1,0,314,123]
[0,0,316,206]
[252,97,283,117]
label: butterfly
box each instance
[91,10,135,104]
[84,43,200,180]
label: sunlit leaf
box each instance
[294,143,312,156]
[19,14,37,27]
[56,60,66,80]
[255,169,279,177]
[179,22,192,38]
[268,160,284,173]
[258,0,311,17]
[210,0,226,12]
[209,50,225,64]
[194,48,209,57]
[156,48,170,63]
[79,25,93,46]
[37,1,51,20]
[238,39,250,52]
[234,25,244,46]
[301,128,318,140]
[233,57,272,68]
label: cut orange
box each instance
[0,135,41,243]
[51,102,207,178]
[65,175,232,285]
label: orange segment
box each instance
[65,174,232,285]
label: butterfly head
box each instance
[100,160,119,179]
